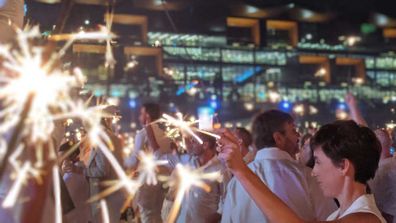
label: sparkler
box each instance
[137,151,168,185]
[100,199,110,223]
[166,164,222,223]
[0,8,225,223]
[53,166,62,223]
[2,161,31,208]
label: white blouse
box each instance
[326,194,386,223]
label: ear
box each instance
[338,159,352,176]
[273,132,284,146]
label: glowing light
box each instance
[309,105,318,115]
[352,77,364,85]
[386,122,396,129]
[100,200,110,223]
[244,102,254,111]
[160,113,203,144]
[137,151,168,185]
[53,166,62,223]
[293,104,304,116]
[268,91,280,103]
[0,25,84,142]
[2,162,31,208]
[279,100,292,112]
[315,67,326,77]
[336,110,348,120]
[166,164,221,223]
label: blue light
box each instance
[176,81,199,96]
[210,101,218,109]
[279,100,292,112]
[234,67,263,83]
[337,103,346,110]
[129,99,137,108]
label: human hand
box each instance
[62,160,83,174]
[216,129,247,174]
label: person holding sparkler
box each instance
[60,141,92,223]
[218,119,386,223]
[171,132,230,223]
[124,102,172,223]
[62,104,124,223]
[220,110,336,223]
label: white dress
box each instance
[326,194,386,223]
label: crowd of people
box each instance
[26,93,394,223]
[0,1,396,222]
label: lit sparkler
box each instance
[2,161,31,208]
[100,199,110,223]
[53,166,62,223]
[166,164,221,223]
[137,151,168,185]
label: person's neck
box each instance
[336,179,366,215]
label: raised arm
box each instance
[218,130,304,223]
[217,130,381,223]
[345,93,368,127]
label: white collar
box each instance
[254,147,295,162]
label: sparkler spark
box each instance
[100,199,110,223]
[2,161,31,208]
[137,151,168,185]
[0,26,84,142]
[166,164,221,223]
[160,113,203,144]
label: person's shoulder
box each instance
[339,212,383,223]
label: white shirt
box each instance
[327,194,386,223]
[221,147,336,223]
[177,156,231,223]
[369,157,396,222]
[125,123,172,223]
[124,123,172,168]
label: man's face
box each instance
[185,137,204,156]
[139,107,148,125]
[278,122,300,156]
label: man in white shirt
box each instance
[176,133,230,223]
[221,110,336,222]
[234,127,256,164]
[370,129,396,222]
[124,102,172,223]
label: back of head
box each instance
[252,109,293,150]
[197,132,217,151]
[142,102,161,120]
[235,127,253,148]
[311,120,381,184]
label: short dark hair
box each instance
[252,110,294,150]
[195,132,217,150]
[311,120,381,184]
[142,102,161,120]
[235,127,253,148]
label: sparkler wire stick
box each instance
[100,199,110,223]
[0,93,34,180]
[53,166,63,223]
